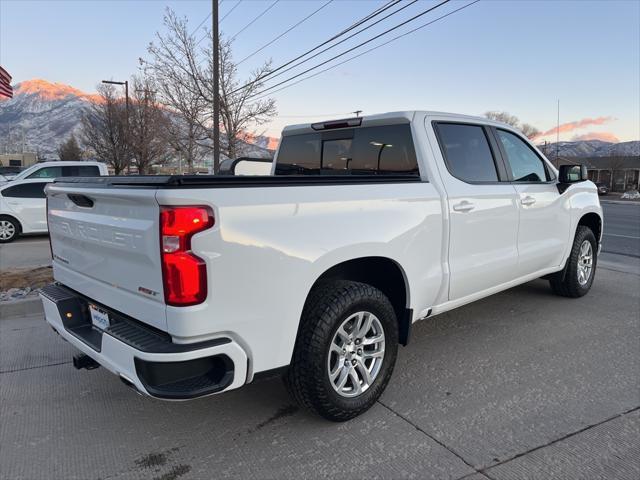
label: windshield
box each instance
[12,164,41,180]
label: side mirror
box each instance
[559,164,588,183]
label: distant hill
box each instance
[1,80,637,161]
[0,79,277,160]
[537,139,639,158]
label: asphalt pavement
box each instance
[0,234,50,270]
[1,266,639,479]
[600,202,640,258]
[0,198,638,479]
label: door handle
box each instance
[452,201,475,212]
[520,196,536,206]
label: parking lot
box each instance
[1,202,639,480]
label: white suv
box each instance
[0,162,108,242]
[0,161,108,185]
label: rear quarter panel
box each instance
[156,182,443,374]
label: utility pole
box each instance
[556,99,560,166]
[213,0,220,174]
[353,110,362,117]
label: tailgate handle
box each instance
[68,194,94,208]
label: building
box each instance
[0,152,38,168]
[557,156,640,192]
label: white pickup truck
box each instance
[41,112,602,421]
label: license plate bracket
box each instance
[89,305,110,331]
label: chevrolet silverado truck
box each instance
[40,111,602,421]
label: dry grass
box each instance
[0,266,53,291]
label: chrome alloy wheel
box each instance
[327,311,385,398]
[577,240,593,286]
[0,220,16,241]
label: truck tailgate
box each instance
[47,184,166,330]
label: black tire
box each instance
[549,225,597,298]
[0,216,20,243]
[285,280,398,422]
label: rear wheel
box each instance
[285,280,398,421]
[0,217,19,243]
[549,225,597,297]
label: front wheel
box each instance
[549,225,597,297]
[285,280,398,421]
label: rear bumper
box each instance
[40,284,248,399]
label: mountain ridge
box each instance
[1,79,638,160]
[0,79,277,159]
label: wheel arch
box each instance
[304,256,412,346]
[577,212,602,243]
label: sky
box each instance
[1,0,639,141]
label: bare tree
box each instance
[484,111,541,140]
[57,134,84,161]
[144,9,276,170]
[484,111,520,128]
[81,84,131,174]
[129,76,170,174]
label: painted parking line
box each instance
[603,233,640,240]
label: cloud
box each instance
[535,116,614,138]
[571,131,620,143]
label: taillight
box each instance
[160,206,214,306]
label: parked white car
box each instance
[41,111,603,421]
[0,178,54,242]
[0,161,108,185]
[0,162,108,242]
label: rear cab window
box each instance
[275,124,419,176]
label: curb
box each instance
[0,296,43,319]
[600,199,640,206]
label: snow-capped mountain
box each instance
[1,79,638,161]
[536,139,639,158]
[0,79,278,159]
[0,80,98,158]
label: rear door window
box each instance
[275,124,418,176]
[435,123,499,183]
[62,165,101,177]
[2,182,47,198]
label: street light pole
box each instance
[213,0,220,174]
[102,79,130,173]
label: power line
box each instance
[229,0,280,42]
[250,0,480,102]
[220,0,242,23]
[237,0,335,65]
[229,0,403,95]
[191,13,211,37]
[249,0,452,98]
[262,0,421,84]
